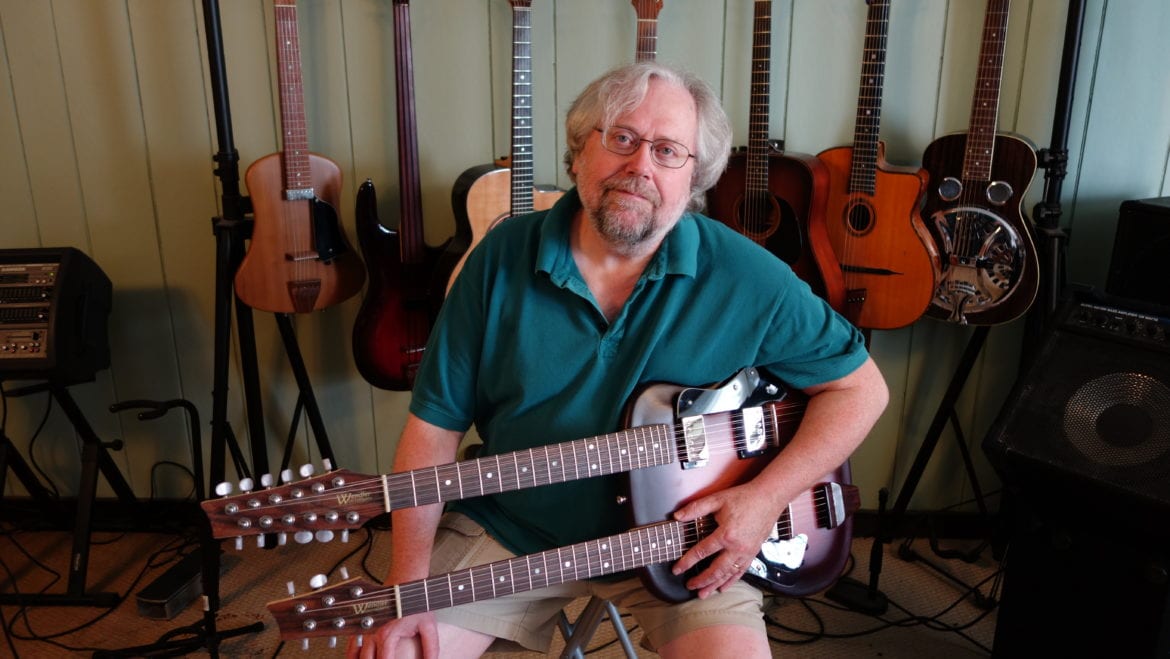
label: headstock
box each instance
[632,0,664,20]
[268,571,390,647]
[201,465,383,546]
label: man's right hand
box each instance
[348,611,440,659]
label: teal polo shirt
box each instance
[409,188,868,556]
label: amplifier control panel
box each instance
[0,261,58,362]
[1066,301,1170,351]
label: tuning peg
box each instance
[339,566,350,579]
[281,468,294,483]
[277,532,288,546]
[328,636,338,648]
[299,463,315,478]
[294,530,313,544]
[309,574,328,589]
[214,481,233,497]
[323,458,334,471]
[341,529,350,543]
[234,536,244,551]
[256,534,265,548]
[301,639,309,651]
[315,530,334,543]
[260,473,275,488]
[239,477,254,493]
[287,580,296,595]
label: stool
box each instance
[556,596,637,658]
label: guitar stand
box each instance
[0,380,136,608]
[94,398,263,658]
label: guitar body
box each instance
[706,149,845,312]
[351,180,455,391]
[818,142,937,329]
[920,132,1038,325]
[623,372,852,600]
[234,153,365,314]
[447,163,564,291]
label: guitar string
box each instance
[212,407,808,524]
[842,0,890,290]
[276,498,833,631]
[277,3,307,290]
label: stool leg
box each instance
[557,597,637,659]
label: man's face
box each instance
[572,79,698,253]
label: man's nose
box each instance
[624,140,656,174]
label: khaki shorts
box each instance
[428,512,765,653]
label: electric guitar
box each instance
[631,0,664,61]
[447,0,564,292]
[816,0,937,330]
[920,0,1038,325]
[203,367,808,545]
[268,479,857,646]
[233,0,365,314]
[706,0,845,312]
[351,0,461,390]
[207,367,856,596]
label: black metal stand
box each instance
[93,399,261,658]
[0,381,135,607]
[829,1,1088,617]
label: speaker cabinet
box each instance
[983,296,1170,657]
[1107,196,1170,310]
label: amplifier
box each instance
[0,247,112,383]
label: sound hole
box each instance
[845,200,875,237]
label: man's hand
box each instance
[348,611,439,659]
[668,482,781,599]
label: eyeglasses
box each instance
[594,127,695,169]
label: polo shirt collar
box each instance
[536,187,700,286]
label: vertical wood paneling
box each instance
[2,0,1167,515]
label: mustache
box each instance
[601,177,661,205]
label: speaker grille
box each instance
[983,298,1170,511]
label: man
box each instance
[354,61,888,658]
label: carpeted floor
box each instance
[1,519,999,658]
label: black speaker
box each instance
[1107,196,1170,311]
[0,247,112,384]
[983,296,1170,657]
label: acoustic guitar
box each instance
[920,0,1038,325]
[447,0,563,292]
[705,0,844,312]
[817,0,937,330]
[631,0,664,62]
[233,0,364,314]
[351,0,461,391]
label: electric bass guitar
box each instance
[632,0,664,61]
[816,0,937,330]
[447,0,563,292]
[920,0,1038,325]
[351,0,462,390]
[233,0,365,314]
[706,0,844,312]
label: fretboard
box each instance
[745,0,774,198]
[383,423,678,510]
[273,2,311,198]
[510,2,535,215]
[962,0,1011,183]
[848,0,892,196]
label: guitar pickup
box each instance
[737,406,768,459]
[679,415,709,469]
